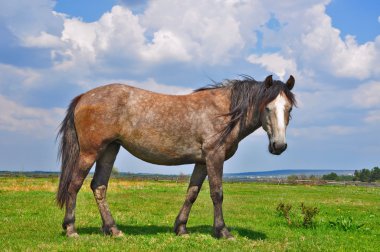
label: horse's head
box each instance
[260,75,295,155]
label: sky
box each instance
[0,0,379,174]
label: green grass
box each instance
[0,177,379,251]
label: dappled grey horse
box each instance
[57,75,296,239]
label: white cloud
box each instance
[141,30,192,63]
[58,6,146,67]
[141,0,257,64]
[52,1,269,68]
[247,53,297,80]
[0,95,64,137]
[352,81,380,108]
[23,31,64,48]
[252,1,380,80]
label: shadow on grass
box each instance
[77,224,266,240]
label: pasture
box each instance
[0,177,379,251]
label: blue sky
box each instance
[0,0,379,174]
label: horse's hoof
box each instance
[113,230,124,238]
[227,235,236,240]
[102,225,123,237]
[66,224,79,238]
[214,227,234,239]
[111,227,124,238]
[174,224,188,236]
[67,232,79,238]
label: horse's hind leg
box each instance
[63,153,96,237]
[90,142,122,237]
[174,164,207,236]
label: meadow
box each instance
[0,177,379,251]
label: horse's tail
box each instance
[56,95,83,209]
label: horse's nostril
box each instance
[272,142,287,151]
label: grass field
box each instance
[0,177,379,251]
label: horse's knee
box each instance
[92,184,107,201]
[210,189,223,204]
[187,186,200,204]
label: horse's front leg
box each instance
[205,151,234,239]
[174,163,207,235]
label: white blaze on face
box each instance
[274,94,287,131]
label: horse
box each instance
[56,74,296,239]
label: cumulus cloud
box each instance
[52,2,265,69]
[60,6,146,66]
[23,31,64,48]
[141,0,258,64]
[141,30,191,63]
[250,1,380,80]
[247,53,297,80]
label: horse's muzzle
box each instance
[269,142,287,155]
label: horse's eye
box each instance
[265,107,270,112]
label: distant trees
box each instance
[372,167,380,180]
[321,172,354,181]
[322,172,338,180]
[321,167,380,182]
[353,167,380,182]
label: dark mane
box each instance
[194,75,296,146]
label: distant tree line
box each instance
[322,167,380,182]
[353,167,380,182]
[321,173,353,181]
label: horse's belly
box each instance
[120,139,203,166]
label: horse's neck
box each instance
[238,109,262,141]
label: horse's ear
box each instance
[286,75,295,90]
[264,75,273,88]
